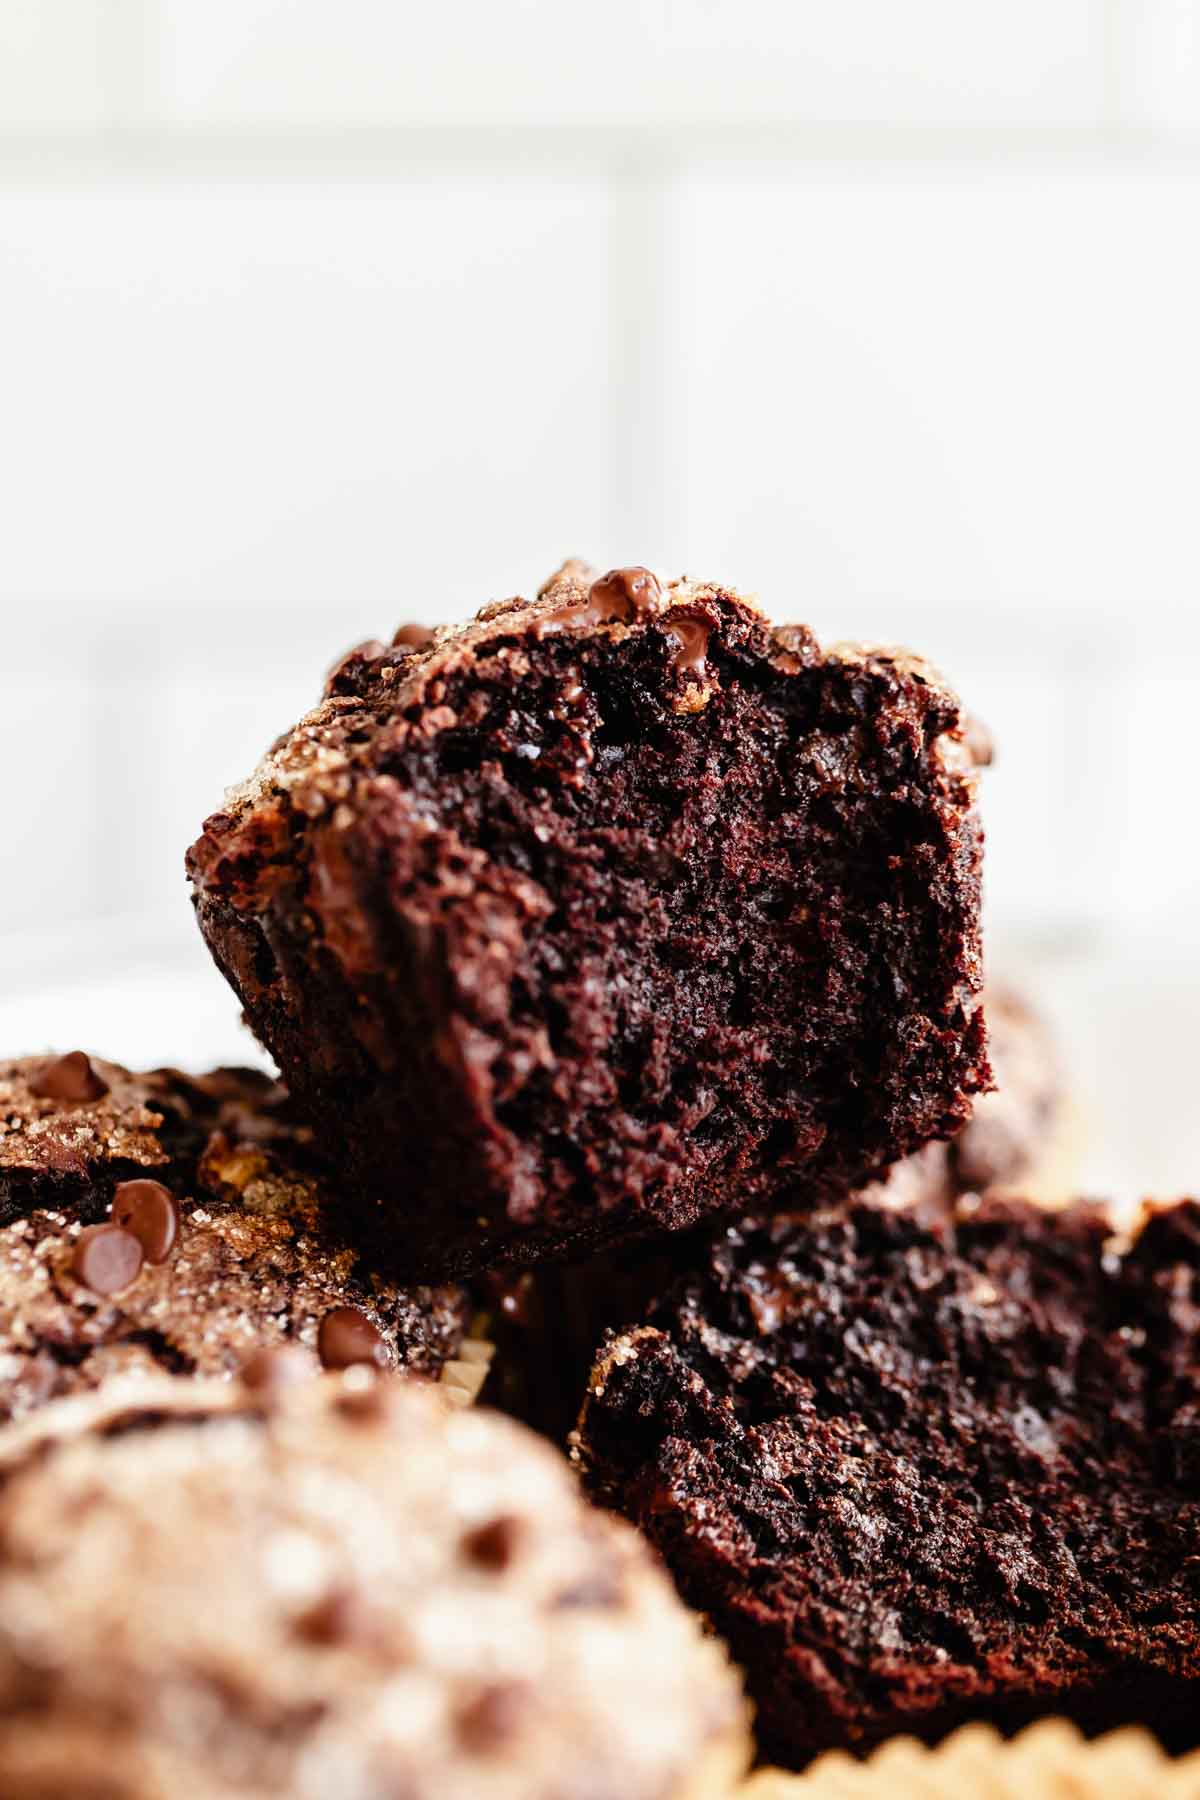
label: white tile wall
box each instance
[149,0,1109,132]
[651,159,1200,932]
[0,1,120,129]
[2,672,112,935]
[0,175,616,622]
[1,5,1199,1194]
[0,167,617,944]
[660,163,1200,628]
[1114,0,1200,130]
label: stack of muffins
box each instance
[0,562,1195,1799]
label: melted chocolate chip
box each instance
[456,1681,531,1753]
[589,566,661,618]
[110,1180,180,1264]
[392,622,434,650]
[29,1051,108,1104]
[666,613,711,678]
[71,1222,144,1296]
[318,1307,389,1371]
[240,1344,316,1395]
[463,1514,522,1572]
[534,566,662,639]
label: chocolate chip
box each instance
[110,1180,180,1264]
[240,1344,316,1395]
[588,566,661,621]
[293,1584,365,1646]
[324,639,388,698]
[456,1681,531,1753]
[534,566,663,640]
[666,614,711,677]
[29,1051,108,1104]
[463,1514,522,1572]
[318,1307,389,1371]
[71,1223,143,1296]
[392,622,434,650]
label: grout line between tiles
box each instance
[3,121,1200,184]
[606,157,676,561]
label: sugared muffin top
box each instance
[0,1371,748,1800]
[0,1053,481,1417]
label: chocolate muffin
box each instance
[187,560,989,1278]
[573,1197,1200,1765]
[0,1372,749,1799]
[0,1051,485,1416]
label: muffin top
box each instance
[0,1053,479,1417]
[0,1372,748,1800]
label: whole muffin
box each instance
[0,1373,749,1800]
[0,1051,486,1416]
[187,560,989,1277]
[574,1197,1200,1765]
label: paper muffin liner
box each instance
[436,1334,495,1406]
[739,1720,1200,1798]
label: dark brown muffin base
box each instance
[573,1198,1200,1766]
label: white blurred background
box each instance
[1,2,1198,1200]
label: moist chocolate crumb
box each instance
[574,1197,1200,1765]
[29,1051,109,1104]
[482,983,1071,1445]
